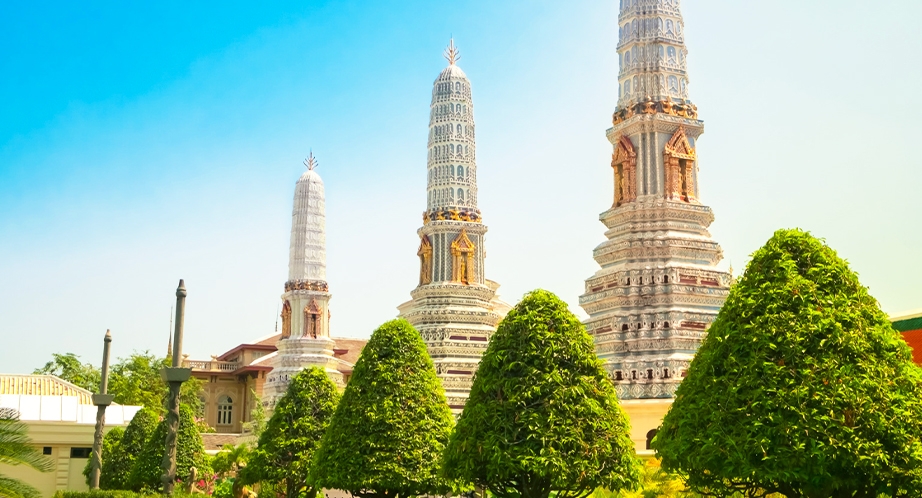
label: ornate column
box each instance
[161,280,192,495]
[89,330,113,489]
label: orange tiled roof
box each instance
[331,337,368,370]
[0,374,95,404]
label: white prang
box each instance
[580,0,731,400]
[288,168,326,282]
[399,41,510,413]
[265,156,343,410]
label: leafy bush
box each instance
[242,367,338,498]
[128,404,210,491]
[443,289,640,498]
[311,319,457,498]
[655,229,922,497]
[82,427,124,488]
[53,491,200,498]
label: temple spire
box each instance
[304,150,318,171]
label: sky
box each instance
[2,0,920,374]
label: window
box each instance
[451,164,455,177]
[217,395,233,425]
[455,82,461,91]
[458,189,464,201]
[457,124,462,135]
[71,448,92,458]
[457,165,464,178]
[615,371,623,381]
[43,447,52,455]
[647,368,654,379]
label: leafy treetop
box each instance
[311,319,457,498]
[241,367,339,498]
[443,289,640,498]
[655,228,922,498]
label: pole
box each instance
[90,330,114,489]
[161,279,191,495]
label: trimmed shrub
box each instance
[655,229,922,497]
[443,289,640,498]
[242,367,338,498]
[311,319,457,498]
[128,404,210,491]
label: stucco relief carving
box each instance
[612,135,638,207]
[664,127,697,202]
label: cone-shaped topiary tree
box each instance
[128,404,210,491]
[311,319,458,498]
[443,289,640,498]
[241,367,339,498]
[655,228,922,497]
[100,407,158,490]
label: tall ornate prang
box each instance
[580,0,730,401]
[265,152,343,409]
[398,40,510,412]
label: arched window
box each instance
[646,429,658,450]
[667,46,677,63]
[217,395,233,426]
[450,144,455,154]
[455,82,461,92]
[457,124,462,135]
[450,164,455,177]
[458,188,464,201]
[450,103,454,112]
[457,165,464,178]
[668,75,679,93]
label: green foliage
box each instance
[212,477,234,498]
[128,404,210,491]
[591,459,694,498]
[655,228,922,498]
[242,367,339,498]
[52,491,200,498]
[311,319,457,498]
[242,389,266,437]
[101,407,158,490]
[33,351,205,415]
[33,353,101,392]
[212,443,250,477]
[0,408,55,498]
[443,289,641,498]
[83,427,124,488]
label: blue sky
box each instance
[2,0,920,374]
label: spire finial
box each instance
[444,38,460,65]
[304,150,318,171]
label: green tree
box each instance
[34,351,205,415]
[83,427,124,488]
[241,389,266,438]
[128,404,210,491]
[0,408,55,498]
[655,229,922,498]
[101,407,159,490]
[443,289,640,498]
[33,353,100,392]
[311,319,457,498]
[242,368,338,498]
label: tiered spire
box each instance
[580,0,730,400]
[399,41,509,412]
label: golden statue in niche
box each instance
[450,229,475,285]
[304,300,321,338]
[663,127,697,202]
[612,135,637,207]
[418,235,433,286]
[280,300,292,339]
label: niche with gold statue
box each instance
[664,127,697,202]
[450,230,476,285]
[612,135,637,207]
[418,235,433,285]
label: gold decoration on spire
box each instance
[304,150,318,171]
[444,39,460,65]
